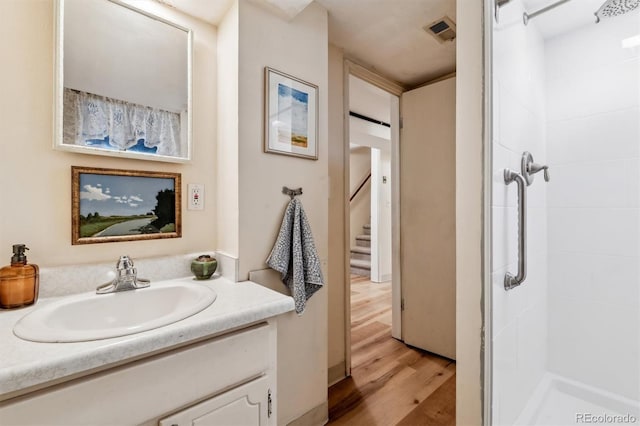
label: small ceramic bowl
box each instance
[190,255,218,280]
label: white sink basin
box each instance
[13,283,217,343]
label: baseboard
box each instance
[328,361,346,386]
[286,400,328,426]
[381,273,392,282]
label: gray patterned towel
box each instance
[266,198,324,314]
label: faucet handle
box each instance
[116,255,134,271]
[116,255,137,280]
[97,256,149,294]
[529,162,550,182]
[521,152,550,186]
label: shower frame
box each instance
[482,0,495,424]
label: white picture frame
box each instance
[54,0,193,163]
[264,67,318,160]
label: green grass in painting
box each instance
[79,215,154,238]
[159,223,175,233]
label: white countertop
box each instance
[0,276,294,400]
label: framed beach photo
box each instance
[264,67,318,160]
[71,167,181,244]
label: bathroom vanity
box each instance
[0,277,294,425]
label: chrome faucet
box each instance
[96,256,150,294]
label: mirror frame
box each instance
[54,0,193,163]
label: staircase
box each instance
[350,224,371,276]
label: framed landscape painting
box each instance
[71,166,181,244]
[264,67,318,160]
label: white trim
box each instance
[53,0,193,163]
[390,95,402,340]
[344,60,404,372]
[215,251,240,282]
[345,59,405,97]
[409,71,457,91]
[327,361,346,386]
[285,400,328,426]
[370,148,381,282]
[380,273,392,283]
[342,59,352,378]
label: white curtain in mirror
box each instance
[63,89,181,156]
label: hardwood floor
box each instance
[328,275,456,426]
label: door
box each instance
[159,376,272,426]
[400,77,456,359]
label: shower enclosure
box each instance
[487,0,640,424]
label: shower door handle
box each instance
[503,169,527,290]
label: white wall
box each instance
[349,146,371,247]
[349,75,391,123]
[0,0,217,268]
[327,43,346,383]
[545,12,640,401]
[350,117,391,150]
[236,0,328,281]
[232,1,329,424]
[216,2,240,258]
[370,148,392,282]
[491,1,548,424]
[455,0,484,423]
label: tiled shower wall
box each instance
[491,2,548,424]
[545,13,640,401]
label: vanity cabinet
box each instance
[0,321,277,425]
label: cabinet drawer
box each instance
[0,323,273,425]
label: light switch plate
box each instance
[188,184,204,210]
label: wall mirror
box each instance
[55,0,192,163]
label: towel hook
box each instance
[282,186,303,199]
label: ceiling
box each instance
[155,0,235,25]
[520,0,609,39]
[154,0,639,87]
[160,0,457,88]
[316,0,456,87]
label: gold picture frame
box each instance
[71,166,181,244]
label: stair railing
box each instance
[350,171,371,203]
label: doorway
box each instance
[342,63,458,368]
[348,74,394,284]
[329,57,461,421]
[328,64,457,425]
[346,69,401,367]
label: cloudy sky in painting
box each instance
[79,173,174,216]
[277,83,308,138]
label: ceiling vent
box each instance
[424,16,456,44]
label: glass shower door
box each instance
[489,0,640,424]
